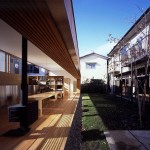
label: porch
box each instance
[0,93,80,150]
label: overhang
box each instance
[0,0,80,79]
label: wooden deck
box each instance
[0,93,80,150]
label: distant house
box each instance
[80,52,108,83]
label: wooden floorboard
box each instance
[0,93,80,150]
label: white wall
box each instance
[130,25,149,45]
[0,19,22,57]
[80,55,107,83]
[0,19,65,71]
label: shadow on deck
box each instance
[0,93,80,150]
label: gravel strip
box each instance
[65,95,82,150]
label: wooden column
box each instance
[77,79,81,93]
[106,59,109,93]
[131,61,133,101]
[121,66,123,99]
[21,36,28,106]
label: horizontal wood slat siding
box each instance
[0,72,21,85]
[0,0,80,79]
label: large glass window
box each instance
[10,56,21,74]
[86,63,96,69]
[27,64,39,73]
[0,51,5,72]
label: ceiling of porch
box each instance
[0,0,80,79]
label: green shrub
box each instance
[81,79,106,93]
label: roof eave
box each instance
[108,6,150,56]
[0,0,80,79]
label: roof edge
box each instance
[80,52,108,60]
[108,6,150,56]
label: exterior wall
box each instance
[107,10,150,97]
[130,25,149,46]
[108,54,121,74]
[80,54,107,83]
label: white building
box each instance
[80,52,108,83]
[107,7,150,98]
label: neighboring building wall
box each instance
[107,7,150,98]
[80,53,107,83]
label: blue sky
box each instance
[72,0,150,56]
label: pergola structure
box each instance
[0,0,80,79]
[0,0,81,134]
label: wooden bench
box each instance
[28,91,63,117]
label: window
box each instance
[14,60,19,74]
[86,63,96,69]
[27,64,39,73]
[0,51,5,72]
[10,56,21,74]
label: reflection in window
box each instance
[86,63,96,69]
[27,64,39,73]
[0,51,5,72]
[14,60,19,74]
[10,56,21,74]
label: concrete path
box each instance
[105,130,150,150]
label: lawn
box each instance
[81,93,150,150]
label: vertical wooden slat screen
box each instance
[0,0,80,79]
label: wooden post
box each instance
[131,60,133,101]
[113,61,115,94]
[21,36,28,106]
[149,75,150,102]
[77,79,80,93]
[121,66,123,99]
[8,36,29,135]
[135,68,142,127]
[119,51,122,99]
[20,36,29,131]
[106,59,109,93]
[143,56,149,114]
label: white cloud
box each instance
[95,42,116,56]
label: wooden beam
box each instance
[0,0,80,79]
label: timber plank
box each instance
[0,94,79,150]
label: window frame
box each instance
[86,63,96,69]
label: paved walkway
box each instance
[105,130,150,150]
